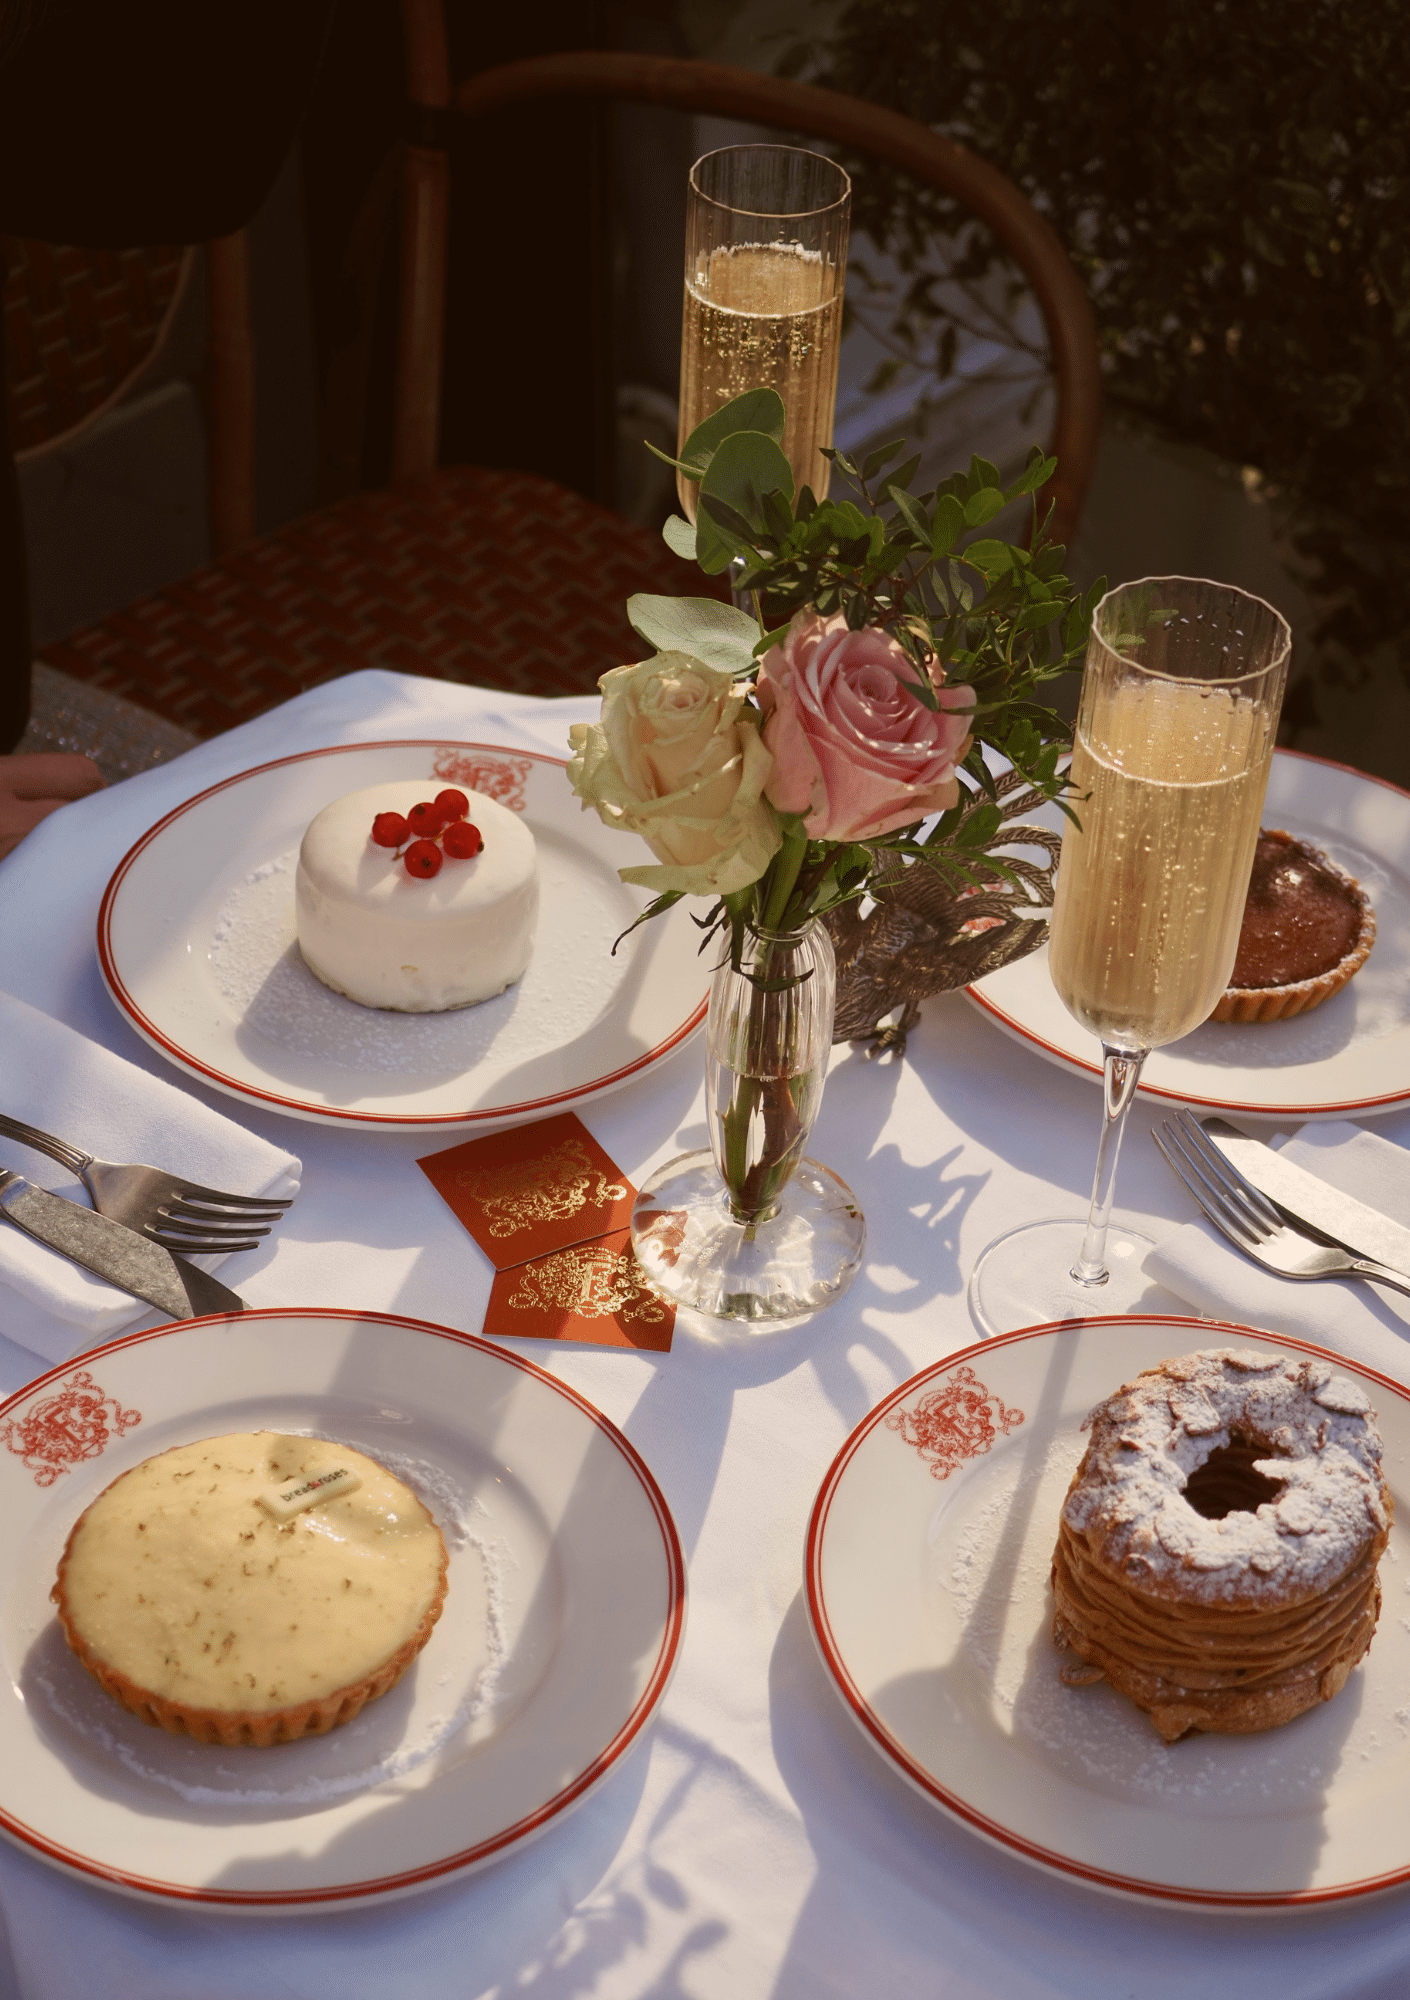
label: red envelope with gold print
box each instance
[483,1230,674,1350]
[417,1112,636,1269]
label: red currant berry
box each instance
[371,810,409,848]
[403,838,443,879]
[443,818,483,860]
[434,787,469,820]
[407,799,447,838]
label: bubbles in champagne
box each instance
[1048,678,1275,1049]
[678,242,842,519]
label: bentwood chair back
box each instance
[443,47,1102,547]
[28,7,1102,740]
[199,9,1102,558]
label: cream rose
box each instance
[568,651,781,894]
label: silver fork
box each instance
[1153,1114,1410,1299]
[0,1111,291,1254]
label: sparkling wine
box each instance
[677,242,843,520]
[1047,676,1275,1050]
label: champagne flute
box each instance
[968,577,1292,1336]
[678,145,850,519]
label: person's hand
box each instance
[0,753,105,861]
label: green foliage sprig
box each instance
[638,387,1100,817]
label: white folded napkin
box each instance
[1145,1120,1410,1386]
[0,990,300,1364]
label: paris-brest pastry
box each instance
[1052,1348,1391,1741]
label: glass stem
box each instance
[1071,1043,1148,1285]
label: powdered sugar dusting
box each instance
[1061,1348,1388,1606]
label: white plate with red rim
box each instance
[0,1308,686,1909]
[805,1314,1410,1908]
[97,740,710,1130]
[965,749,1410,1119]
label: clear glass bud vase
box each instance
[631,920,865,1322]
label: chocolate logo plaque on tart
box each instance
[1211,829,1375,1024]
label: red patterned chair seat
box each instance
[40,464,713,738]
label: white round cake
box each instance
[295,781,539,1012]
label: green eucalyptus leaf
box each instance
[751,620,793,659]
[1013,600,1063,635]
[762,486,795,541]
[955,803,1005,848]
[829,499,870,539]
[963,487,1008,528]
[698,429,796,535]
[1006,452,1057,499]
[861,437,908,480]
[931,493,966,555]
[963,537,1019,573]
[886,483,932,544]
[678,388,788,481]
[661,513,697,561]
[695,490,759,574]
[626,594,762,672]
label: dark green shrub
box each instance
[794,0,1410,694]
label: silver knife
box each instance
[0,1169,244,1319]
[1201,1118,1410,1276]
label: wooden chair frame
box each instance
[205,21,1102,556]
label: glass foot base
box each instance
[968,1216,1159,1338]
[631,1151,865,1323]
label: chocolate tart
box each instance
[1211,828,1375,1024]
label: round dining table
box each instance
[1,667,1408,1999]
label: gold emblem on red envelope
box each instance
[456,1136,629,1241]
[420,1115,674,1349]
[418,1113,636,1265]
[485,1231,674,1350]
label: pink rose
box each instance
[756,610,975,841]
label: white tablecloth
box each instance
[3,669,1410,2000]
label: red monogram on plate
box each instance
[0,1369,142,1487]
[432,750,533,812]
[885,1364,1024,1480]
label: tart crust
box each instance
[52,1433,449,1747]
[53,1583,447,1745]
[1211,829,1375,1023]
